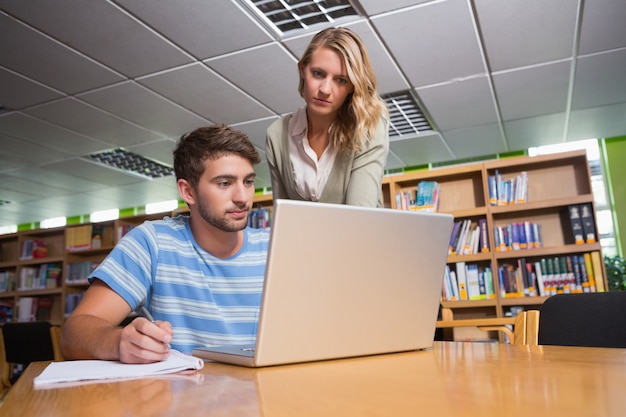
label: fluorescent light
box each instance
[90,208,119,223]
[146,200,178,214]
[41,217,67,229]
[0,225,17,235]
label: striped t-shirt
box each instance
[88,216,270,353]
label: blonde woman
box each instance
[265,27,389,207]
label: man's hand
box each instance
[119,318,173,364]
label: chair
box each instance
[437,308,517,343]
[512,310,540,345]
[0,321,60,387]
[537,292,626,348]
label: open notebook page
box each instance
[33,350,204,387]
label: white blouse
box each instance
[288,107,338,201]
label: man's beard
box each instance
[196,198,249,232]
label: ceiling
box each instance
[1,0,626,229]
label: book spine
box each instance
[579,203,597,243]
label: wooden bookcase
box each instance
[388,150,607,332]
[0,151,607,333]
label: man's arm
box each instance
[60,280,172,363]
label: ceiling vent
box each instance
[383,91,434,138]
[243,0,360,35]
[85,148,173,179]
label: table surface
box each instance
[3,341,626,417]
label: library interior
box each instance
[2,1,626,415]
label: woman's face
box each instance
[300,46,354,120]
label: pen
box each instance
[138,304,171,349]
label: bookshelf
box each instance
[0,151,607,334]
[390,150,607,336]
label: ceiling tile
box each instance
[568,102,626,141]
[572,49,626,109]
[0,0,193,77]
[79,81,210,137]
[474,0,578,71]
[442,124,507,159]
[578,0,626,55]
[6,165,111,194]
[113,0,274,59]
[138,63,274,124]
[504,113,567,149]
[125,138,177,167]
[389,133,454,166]
[0,67,63,109]
[24,98,161,147]
[0,14,124,94]
[0,112,108,156]
[417,77,498,131]
[372,1,485,87]
[493,60,571,120]
[232,117,278,151]
[206,43,301,115]
[357,0,431,16]
[0,133,70,165]
[44,158,156,187]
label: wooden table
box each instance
[3,341,626,417]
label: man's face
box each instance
[191,154,256,232]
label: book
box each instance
[579,203,597,243]
[33,349,204,387]
[560,205,585,245]
[456,262,468,300]
[483,267,495,299]
[583,252,597,292]
[466,264,482,300]
[66,225,93,252]
[590,251,606,292]
[479,219,489,253]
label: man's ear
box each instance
[177,179,195,205]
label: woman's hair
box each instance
[173,124,260,189]
[298,27,388,152]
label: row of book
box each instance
[66,224,106,252]
[17,296,54,322]
[561,203,597,244]
[0,271,15,292]
[396,181,440,212]
[248,207,272,229]
[449,219,489,256]
[494,221,543,251]
[20,238,49,260]
[498,252,605,297]
[66,261,100,284]
[488,170,528,206]
[442,262,495,301]
[0,301,14,323]
[18,263,62,290]
[442,251,605,302]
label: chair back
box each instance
[538,292,626,348]
[1,321,57,386]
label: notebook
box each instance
[192,199,454,367]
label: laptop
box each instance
[192,199,453,367]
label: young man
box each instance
[60,125,270,363]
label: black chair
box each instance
[1,321,57,387]
[538,292,626,348]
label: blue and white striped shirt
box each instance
[88,216,270,354]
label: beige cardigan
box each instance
[265,114,389,207]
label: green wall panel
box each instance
[604,136,626,256]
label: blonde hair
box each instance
[298,27,388,152]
